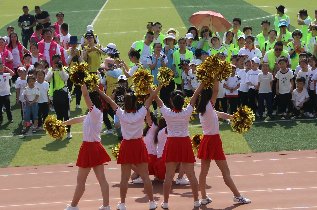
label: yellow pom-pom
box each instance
[196,55,231,88]
[111,143,121,160]
[157,67,174,87]
[132,68,154,96]
[230,106,255,134]
[44,115,67,139]
[191,134,202,153]
[84,73,100,92]
[69,62,89,85]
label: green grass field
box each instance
[1,0,317,168]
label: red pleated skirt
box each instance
[117,138,149,164]
[163,137,196,163]
[197,134,226,160]
[154,157,166,180]
[148,154,157,175]
[76,141,111,168]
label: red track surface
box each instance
[0,150,316,210]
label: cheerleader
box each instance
[154,83,204,209]
[195,87,251,205]
[63,84,111,210]
[97,87,161,210]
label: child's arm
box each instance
[276,79,279,95]
[81,84,93,109]
[145,111,153,127]
[97,88,118,111]
[290,79,295,93]
[144,85,162,110]
[63,116,86,126]
[211,80,219,105]
[190,82,204,107]
[233,83,240,91]
[223,82,230,90]
[31,95,39,104]
[4,66,15,76]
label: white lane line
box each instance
[0,170,76,177]
[91,0,110,26]
[0,187,316,208]
[252,206,317,210]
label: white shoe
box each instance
[99,205,111,210]
[64,204,79,210]
[194,200,201,208]
[175,177,190,185]
[149,201,157,209]
[160,202,168,209]
[67,132,72,139]
[132,177,144,184]
[201,196,212,205]
[76,104,81,109]
[307,113,314,118]
[233,196,251,204]
[116,203,126,210]
[103,129,114,135]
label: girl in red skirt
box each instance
[154,83,204,209]
[97,86,161,210]
[64,84,111,210]
[195,87,251,205]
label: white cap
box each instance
[185,33,194,40]
[237,34,245,40]
[86,25,94,32]
[18,67,27,71]
[118,75,127,81]
[252,57,260,64]
[106,43,116,50]
[164,33,175,40]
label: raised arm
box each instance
[63,115,86,126]
[144,85,162,109]
[190,82,204,107]
[215,110,233,120]
[97,88,118,111]
[145,111,153,127]
[211,80,219,105]
[81,84,93,109]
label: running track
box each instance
[0,150,316,210]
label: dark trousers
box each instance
[238,91,248,106]
[103,107,114,130]
[184,89,193,97]
[258,93,273,117]
[53,89,70,133]
[227,97,239,114]
[38,102,49,127]
[67,79,73,93]
[215,98,228,113]
[12,68,18,83]
[292,101,310,116]
[160,80,175,108]
[308,90,317,113]
[278,93,292,114]
[0,95,12,122]
[248,88,258,113]
[21,32,32,48]
[176,84,182,91]
[74,85,82,105]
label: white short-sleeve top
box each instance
[199,102,219,135]
[143,123,158,155]
[116,106,147,140]
[157,127,167,158]
[83,106,103,142]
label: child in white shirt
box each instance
[180,60,193,97]
[224,66,240,114]
[296,58,311,88]
[308,56,317,115]
[276,57,294,118]
[0,62,15,124]
[35,70,49,129]
[237,58,251,106]
[188,60,199,90]
[291,77,310,118]
[22,75,39,133]
[215,80,227,113]
[15,67,28,121]
[246,57,261,114]
[257,62,273,119]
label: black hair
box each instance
[274,41,283,47]
[22,6,28,9]
[243,26,252,33]
[7,32,20,49]
[187,26,199,41]
[170,90,185,110]
[296,77,306,84]
[154,22,162,26]
[261,20,270,25]
[200,28,212,38]
[35,6,40,9]
[143,112,158,136]
[30,42,38,48]
[268,29,278,36]
[36,69,45,77]
[154,118,167,144]
[56,12,64,17]
[40,60,49,69]
[299,9,308,16]
[195,88,212,115]
[194,49,203,59]
[7,26,14,30]
[124,92,137,112]
[89,91,102,110]
[128,49,140,60]
[245,35,255,42]
[309,55,317,67]
[35,24,43,31]
[60,23,68,32]
[23,53,31,59]
[34,62,40,68]
[146,31,154,36]
[278,56,288,63]
[27,75,36,83]
[52,54,61,60]
[225,31,234,44]
[292,29,303,38]
[231,55,238,61]
[153,42,162,48]
[42,28,52,36]
[178,37,186,43]
[233,18,241,25]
